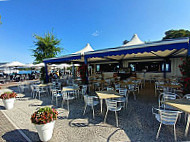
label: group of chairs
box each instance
[83,86,130,127]
[152,91,190,141]
[50,83,88,112]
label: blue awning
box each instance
[43,54,81,64]
[84,38,189,59]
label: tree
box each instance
[32,32,62,83]
[32,32,62,63]
[163,29,190,40]
[123,40,129,45]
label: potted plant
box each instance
[0,92,17,110]
[31,107,58,142]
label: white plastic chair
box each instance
[128,84,137,100]
[152,107,181,141]
[81,85,88,97]
[158,92,181,109]
[104,99,123,127]
[107,87,114,91]
[94,82,101,91]
[155,81,165,95]
[118,88,128,109]
[52,89,62,106]
[35,86,46,100]
[61,91,75,112]
[183,94,190,122]
[31,85,37,98]
[183,94,190,100]
[115,84,120,91]
[83,95,99,118]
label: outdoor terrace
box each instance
[0,82,189,142]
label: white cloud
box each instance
[91,30,100,37]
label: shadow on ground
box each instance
[0,105,5,110]
[2,129,40,142]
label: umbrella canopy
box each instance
[74,43,94,55]
[123,34,144,47]
[34,63,45,67]
[49,63,71,69]
[25,63,35,68]
[0,61,25,68]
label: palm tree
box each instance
[32,32,62,63]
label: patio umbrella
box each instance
[0,61,25,74]
[25,63,35,68]
[0,61,25,68]
[34,63,45,68]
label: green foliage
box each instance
[163,29,190,40]
[40,67,47,83]
[32,32,62,63]
[123,40,129,45]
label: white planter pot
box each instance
[2,98,15,110]
[35,121,55,142]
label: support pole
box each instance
[84,57,89,85]
[71,62,75,79]
[163,59,166,79]
[188,39,190,56]
[45,63,49,83]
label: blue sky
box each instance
[0,0,190,63]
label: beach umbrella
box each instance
[34,63,45,68]
[25,63,35,68]
[0,61,25,68]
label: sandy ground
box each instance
[0,83,190,142]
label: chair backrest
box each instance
[105,79,110,84]
[84,95,94,106]
[159,109,179,125]
[128,84,135,90]
[51,89,57,96]
[82,85,87,95]
[107,87,113,91]
[35,86,40,92]
[106,99,118,110]
[183,94,190,100]
[115,84,120,89]
[119,88,127,97]
[159,92,180,108]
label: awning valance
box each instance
[43,54,81,64]
[84,38,189,59]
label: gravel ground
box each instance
[0,83,190,142]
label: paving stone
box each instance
[0,111,27,142]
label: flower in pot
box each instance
[31,107,58,142]
[0,92,17,110]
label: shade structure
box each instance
[25,63,35,68]
[84,37,189,63]
[43,36,190,65]
[123,34,144,47]
[74,43,94,55]
[34,63,45,67]
[0,61,25,68]
[49,63,71,69]
[43,43,94,64]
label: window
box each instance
[96,63,119,72]
[96,65,100,72]
[128,60,171,72]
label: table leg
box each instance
[185,114,190,137]
[100,99,103,113]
